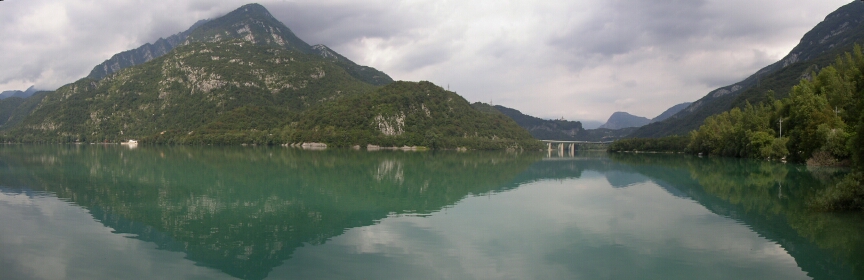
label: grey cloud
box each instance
[552,0,710,57]
[549,0,806,63]
[267,2,423,47]
[395,46,454,72]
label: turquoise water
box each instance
[0,145,861,279]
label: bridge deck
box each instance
[539,140,613,144]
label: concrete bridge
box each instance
[540,140,612,157]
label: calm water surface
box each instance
[0,145,862,279]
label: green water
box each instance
[0,145,862,280]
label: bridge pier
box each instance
[540,140,611,154]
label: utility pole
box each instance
[778,118,783,138]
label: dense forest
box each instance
[610,45,864,211]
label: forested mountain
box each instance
[278,81,540,149]
[147,81,540,149]
[631,1,864,138]
[473,104,635,142]
[599,112,650,129]
[0,4,536,150]
[0,91,48,130]
[6,39,375,143]
[484,104,583,140]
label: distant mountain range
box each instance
[476,104,638,142]
[0,86,40,100]
[631,1,864,138]
[596,102,691,130]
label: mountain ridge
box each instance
[650,102,691,123]
[630,1,864,138]
[87,20,210,80]
[0,86,40,100]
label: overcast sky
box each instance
[0,0,854,123]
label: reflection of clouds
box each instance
[0,190,232,280]
[269,174,809,280]
[603,170,650,188]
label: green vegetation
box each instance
[686,45,861,166]
[143,81,542,150]
[482,104,583,140]
[283,81,542,150]
[607,135,689,153]
[687,101,790,160]
[3,40,375,143]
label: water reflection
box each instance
[0,146,861,279]
[608,153,864,280]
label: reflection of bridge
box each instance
[540,140,613,157]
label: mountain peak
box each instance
[87,3,392,86]
[599,112,650,130]
[224,3,277,22]
[185,3,312,53]
[238,3,270,14]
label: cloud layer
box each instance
[0,0,852,122]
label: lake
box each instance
[0,145,862,280]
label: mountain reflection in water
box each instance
[0,146,861,280]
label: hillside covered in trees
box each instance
[630,1,864,138]
[611,45,864,211]
[150,81,540,150]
